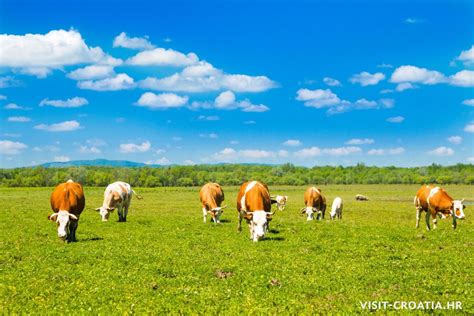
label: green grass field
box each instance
[1,185,473,313]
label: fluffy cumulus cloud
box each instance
[323,77,341,86]
[0,140,27,154]
[345,138,374,145]
[386,116,405,123]
[127,48,198,67]
[391,65,445,85]
[119,141,151,153]
[462,99,474,106]
[67,65,115,81]
[139,61,277,93]
[0,76,20,88]
[40,97,88,108]
[0,29,121,77]
[113,32,154,50]
[192,90,269,112]
[428,146,454,156]
[77,74,135,91]
[464,123,474,133]
[146,157,171,165]
[449,70,474,87]
[350,72,385,86]
[208,147,287,162]
[34,120,81,132]
[135,92,188,109]
[283,139,302,147]
[447,136,462,144]
[7,116,31,122]
[456,45,474,65]
[79,146,101,154]
[367,147,405,155]
[3,103,27,110]
[294,146,361,158]
[53,156,70,162]
[197,115,219,121]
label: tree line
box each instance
[0,163,473,187]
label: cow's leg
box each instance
[415,208,421,228]
[237,213,242,232]
[452,216,457,229]
[117,205,124,222]
[202,207,207,223]
[432,213,438,230]
[248,222,253,240]
[123,202,130,222]
[425,212,431,231]
[69,221,78,242]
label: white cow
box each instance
[330,197,343,220]
[271,195,288,211]
[95,181,142,222]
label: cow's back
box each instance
[416,185,453,214]
[50,181,85,216]
[200,183,224,208]
[237,181,271,212]
[305,186,325,209]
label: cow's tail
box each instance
[132,189,143,200]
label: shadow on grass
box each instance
[265,236,285,242]
[81,236,104,242]
[269,229,280,234]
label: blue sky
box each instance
[0,0,473,168]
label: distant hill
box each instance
[40,159,155,168]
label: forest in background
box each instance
[0,163,473,187]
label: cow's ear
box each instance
[107,207,115,212]
[95,208,101,212]
[48,213,58,221]
[463,205,466,209]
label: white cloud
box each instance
[354,98,378,109]
[296,88,341,108]
[294,147,321,158]
[67,65,115,80]
[119,141,151,153]
[3,133,21,138]
[230,140,239,145]
[79,146,101,154]
[192,90,269,112]
[386,116,405,123]
[135,92,188,109]
[283,139,302,147]
[208,147,288,162]
[215,90,235,108]
[0,140,27,154]
[447,136,462,144]
[449,70,474,87]
[380,89,394,94]
[0,95,6,100]
[197,115,219,121]
[379,98,395,108]
[199,133,218,139]
[323,77,341,86]
[146,157,170,165]
[3,103,28,110]
[404,17,422,24]
[456,45,474,65]
[377,63,393,68]
[0,76,20,88]
[183,159,195,165]
[428,146,454,156]
[464,123,474,133]
[278,150,289,157]
[53,156,70,162]
[127,48,198,66]
[113,32,154,50]
[138,62,277,93]
[350,72,385,86]
[467,157,474,163]
[77,73,135,91]
[34,120,81,132]
[396,82,417,92]
[0,29,121,77]
[40,97,88,108]
[321,146,362,156]
[7,116,30,122]
[345,138,374,145]
[33,145,60,152]
[368,147,405,155]
[172,136,182,141]
[462,99,474,106]
[391,65,446,84]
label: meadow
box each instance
[1,185,472,313]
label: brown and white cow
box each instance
[414,185,465,230]
[237,181,274,242]
[200,182,226,223]
[95,181,142,222]
[271,195,288,211]
[48,179,85,242]
[301,186,326,221]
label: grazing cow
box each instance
[237,181,274,242]
[330,197,343,220]
[301,186,326,221]
[95,181,142,222]
[355,194,369,201]
[271,195,288,211]
[414,185,466,230]
[48,179,85,242]
[200,182,226,223]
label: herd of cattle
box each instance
[48,180,466,243]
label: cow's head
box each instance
[275,195,288,211]
[301,206,319,221]
[208,205,227,223]
[452,199,466,219]
[48,210,78,240]
[95,206,115,221]
[245,210,274,242]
